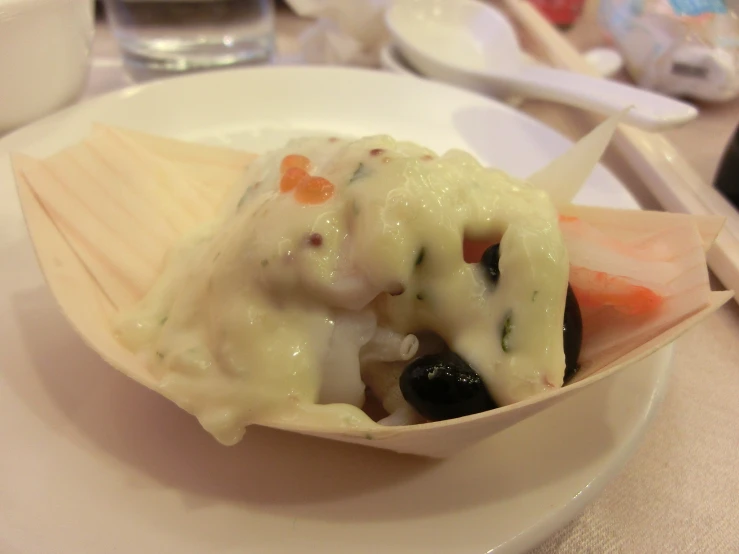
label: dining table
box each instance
[38,1,739,552]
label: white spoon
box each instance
[385,0,697,131]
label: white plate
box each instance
[0,67,668,553]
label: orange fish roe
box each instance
[294,176,335,205]
[569,267,663,315]
[280,154,311,174]
[280,167,309,193]
[558,214,579,223]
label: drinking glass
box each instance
[0,0,94,132]
[102,0,275,71]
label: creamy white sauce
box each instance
[114,135,569,444]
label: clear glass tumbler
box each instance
[102,0,275,71]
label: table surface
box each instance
[56,4,739,554]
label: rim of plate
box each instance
[498,346,672,553]
[0,66,639,213]
[0,65,606,156]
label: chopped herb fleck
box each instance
[159,317,168,326]
[501,312,513,352]
[532,290,538,302]
[415,247,426,267]
[349,162,369,184]
[260,259,269,267]
[364,432,373,440]
[237,182,261,209]
[416,292,425,301]
[156,351,165,360]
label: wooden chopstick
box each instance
[503,0,739,300]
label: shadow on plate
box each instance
[452,105,593,172]
[8,284,617,522]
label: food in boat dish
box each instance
[12,115,725,452]
[108,132,715,445]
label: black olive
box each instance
[480,243,500,284]
[400,351,497,421]
[563,284,582,383]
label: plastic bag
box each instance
[283,0,390,66]
[599,0,739,101]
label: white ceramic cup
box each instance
[0,0,95,133]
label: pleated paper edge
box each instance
[11,126,734,458]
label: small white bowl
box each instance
[0,0,95,133]
[380,43,623,81]
[379,43,537,106]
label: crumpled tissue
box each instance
[284,0,392,67]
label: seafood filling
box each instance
[114,135,589,443]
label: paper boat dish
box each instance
[12,123,731,458]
